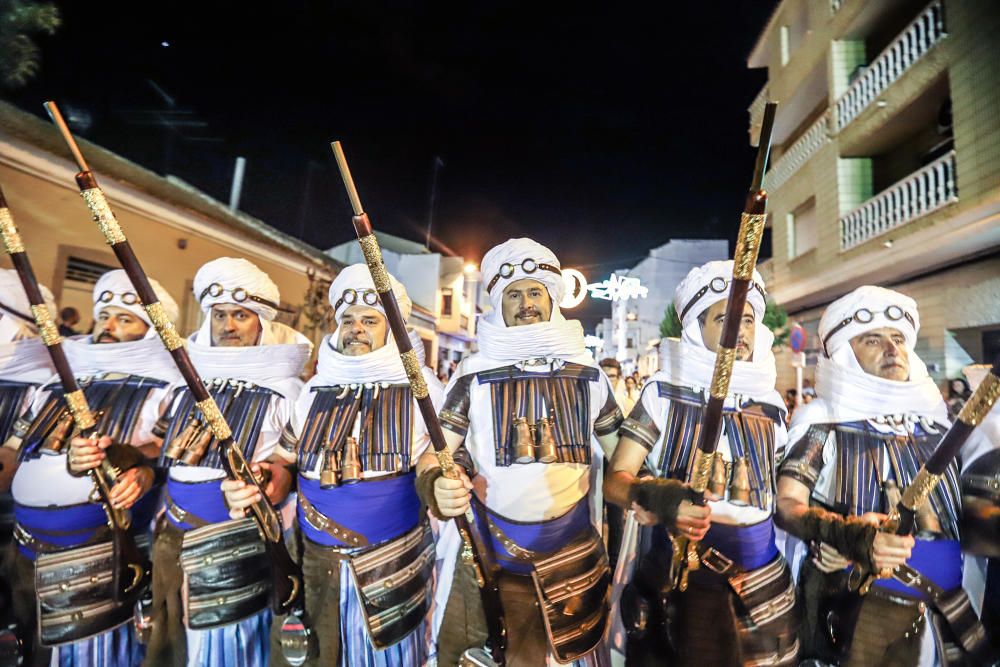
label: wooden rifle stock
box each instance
[0,183,147,603]
[44,101,303,615]
[331,141,507,665]
[674,102,777,591]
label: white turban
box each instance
[672,260,769,354]
[328,263,411,324]
[819,286,919,358]
[0,269,56,343]
[481,238,565,318]
[92,269,178,336]
[194,257,280,322]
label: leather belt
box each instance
[165,490,209,529]
[298,493,369,547]
[889,563,988,656]
[13,521,110,555]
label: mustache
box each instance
[345,333,372,346]
[95,331,120,344]
[515,307,542,319]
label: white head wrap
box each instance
[789,286,945,439]
[819,286,919,358]
[475,238,588,363]
[0,269,56,343]
[655,261,782,410]
[328,263,411,325]
[92,269,178,338]
[194,257,280,321]
[481,238,566,324]
[190,257,300,347]
[673,260,768,352]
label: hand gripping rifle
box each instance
[43,102,303,617]
[0,183,148,602]
[331,141,508,666]
[673,102,778,591]
[856,356,1000,594]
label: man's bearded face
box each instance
[849,327,910,381]
[699,300,756,361]
[94,306,149,344]
[210,304,262,347]
[501,279,552,327]
[337,305,387,356]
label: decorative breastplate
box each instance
[160,379,277,470]
[478,363,599,467]
[296,382,415,478]
[655,382,780,512]
[0,380,34,443]
[18,375,167,461]
[831,420,960,539]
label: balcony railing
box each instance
[766,111,830,191]
[840,150,957,250]
[834,0,946,131]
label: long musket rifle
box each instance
[673,102,778,591]
[43,101,303,616]
[0,183,148,602]
[856,356,1000,593]
[331,141,508,666]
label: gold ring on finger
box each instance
[880,567,893,579]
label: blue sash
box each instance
[873,537,963,598]
[701,517,779,572]
[475,497,591,575]
[166,477,231,530]
[14,501,108,560]
[297,472,420,547]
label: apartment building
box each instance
[748,0,1000,391]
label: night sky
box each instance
[6,1,774,327]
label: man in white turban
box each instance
[139,257,311,667]
[777,286,989,665]
[223,263,441,667]
[7,268,180,667]
[421,238,622,666]
[604,260,797,666]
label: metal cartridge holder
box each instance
[513,416,536,464]
[320,444,341,489]
[708,454,732,498]
[535,416,558,464]
[728,456,751,506]
[41,410,75,454]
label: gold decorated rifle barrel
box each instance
[0,207,25,253]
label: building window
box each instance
[780,25,791,66]
[787,197,818,258]
[441,288,453,317]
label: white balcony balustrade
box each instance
[834,0,946,131]
[840,150,957,250]
[765,111,830,191]
[748,86,769,143]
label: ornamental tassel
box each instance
[41,410,75,454]
[513,416,535,464]
[728,456,752,506]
